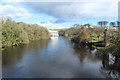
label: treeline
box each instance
[98,21,120,27]
[1,18,51,48]
[59,24,119,47]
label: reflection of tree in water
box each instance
[73,43,120,78]
[100,46,120,78]
[24,40,50,53]
[2,39,50,67]
[73,45,89,62]
[72,44,101,62]
[73,44,102,62]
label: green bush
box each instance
[2,18,50,48]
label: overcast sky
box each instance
[1,0,119,29]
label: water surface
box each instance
[2,37,119,78]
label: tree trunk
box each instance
[104,28,110,47]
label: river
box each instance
[2,37,119,78]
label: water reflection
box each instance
[2,37,120,78]
[2,39,50,67]
[100,53,120,78]
[73,46,102,62]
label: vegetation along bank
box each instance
[1,18,51,48]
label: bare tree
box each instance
[84,24,91,28]
[102,21,108,27]
[109,22,116,27]
[98,21,108,27]
[116,21,120,27]
[98,21,103,27]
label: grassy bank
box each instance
[1,19,51,48]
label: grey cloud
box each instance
[21,2,118,21]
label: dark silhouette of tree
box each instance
[103,21,108,27]
[109,22,116,27]
[98,21,108,27]
[98,21,103,27]
[116,21,120,27]
[84,24,91,27]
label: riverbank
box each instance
[1,18,51,48]
[59,26,119,49]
